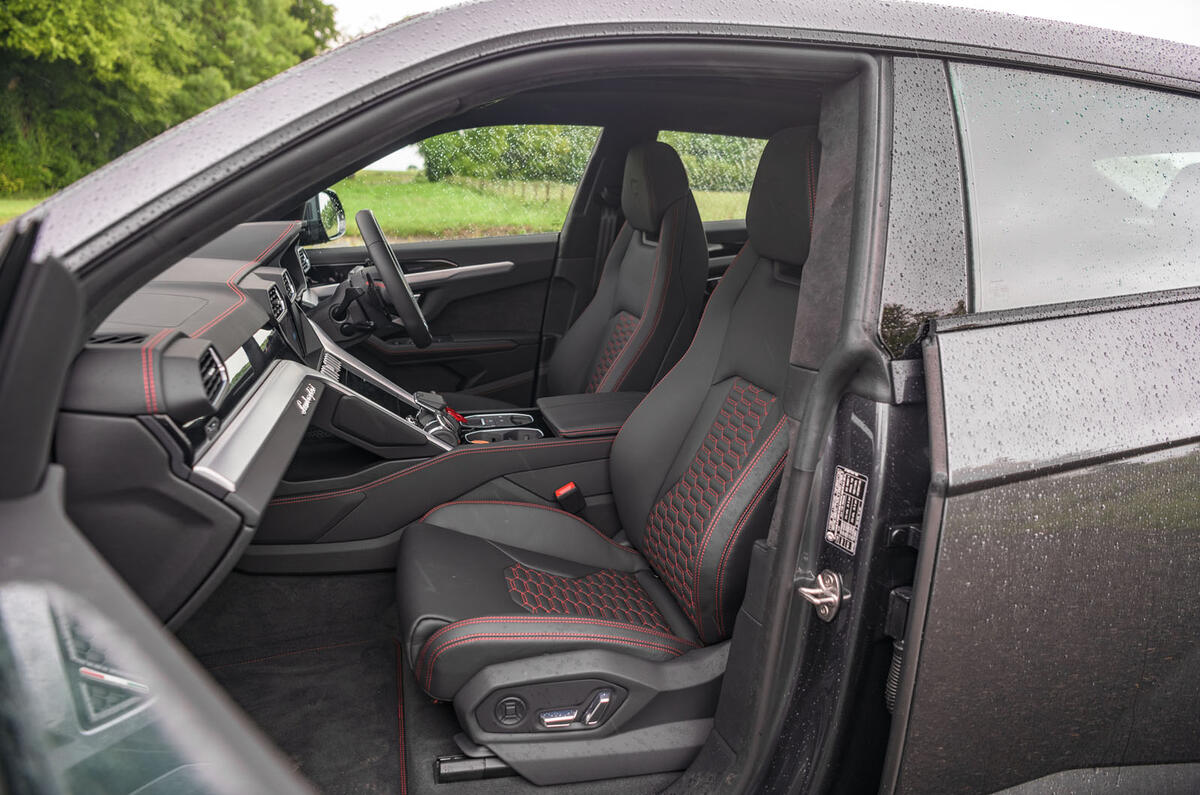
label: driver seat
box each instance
[395,129,818,778]
[441,141,707,410]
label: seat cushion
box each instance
[397,501,699,699]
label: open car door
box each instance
[0,221,311,794]
[884,302,1200,793]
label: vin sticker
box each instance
[825,466,868,556]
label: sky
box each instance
[336,0,1200,170]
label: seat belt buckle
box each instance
[554,481,586,514]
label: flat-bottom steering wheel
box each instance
[356,208,433,348]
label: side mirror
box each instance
[300,189,346,244]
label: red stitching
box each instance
[395,641,408,795]
[691,417,786,637]
[208,639,371,670]
[646,243,747,392]
[268,437,610,506]
[596,206,675,393]
[413,615,697,679]
[612,203,681,391]
[714,455,787,636]
[422,631,685,692]
[559,424,623,437]
[586,312,638,392]
[421,499,637,554]
[140,329,171,414]
[190,223,296,338]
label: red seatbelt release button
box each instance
[445,406,467,424]
[554,481,586,514]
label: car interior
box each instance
[49,48,915,793]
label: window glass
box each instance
[657,131,766,222]
[951,64,1200,311]
[323,125,600,245]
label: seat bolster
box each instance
[414,615,699,700]
[421,500,645,572]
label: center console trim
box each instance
[307,318,453,451]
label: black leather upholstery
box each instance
[441,141,707,410]
[619,141,692,234]
[745,127,818,267]
[536,391,646,438]
[397,127,818,699]
[398,502,698,699]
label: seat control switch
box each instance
[582,689,612,725]
[538,708,578,728]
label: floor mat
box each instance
[179,573,401,794]
[209,637,401,793]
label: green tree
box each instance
[658,131,765,191]
[418,125,599,184]
[0,0,338,194]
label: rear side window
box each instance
[657,131,765,222]
[951,64,1200,311]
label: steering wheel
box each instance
[355,209,433,348]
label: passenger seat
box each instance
[395,126,818,782]
[442,141,708,410]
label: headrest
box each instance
[746,127,819,267]
[622,141,691,233]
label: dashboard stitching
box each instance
[140,328,172,414]
[268,437,612,506]
[189,223,296,338]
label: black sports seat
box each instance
[397,127,818,702]
[442,141,707,410]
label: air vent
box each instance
[88,333,147,345]
[267,285,286,320]
[199,347,228,406]
[281,271,296,300]
[319,352,344,382]
[296,247,311,273]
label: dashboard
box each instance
[56,222,450,627]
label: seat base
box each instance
[397,500,699,700]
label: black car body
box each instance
[2,1,1199,793]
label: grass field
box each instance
[0,171,750,238]
[328,171,749,244]
[0,196,45,224]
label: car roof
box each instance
[23,0,1200,268]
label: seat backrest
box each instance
[545,142,708,396]
[609,127,819,644]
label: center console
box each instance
[308,321,553,453]
[242,318,644,572]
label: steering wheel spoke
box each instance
[355,209,433,348]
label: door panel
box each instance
[308,234,558,405]
[887,299,1200,794]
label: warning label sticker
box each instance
[825,465,868,556]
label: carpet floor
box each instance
[179,571,681,794]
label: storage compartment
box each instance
[464,427,545,443]
[536,392,646,438]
